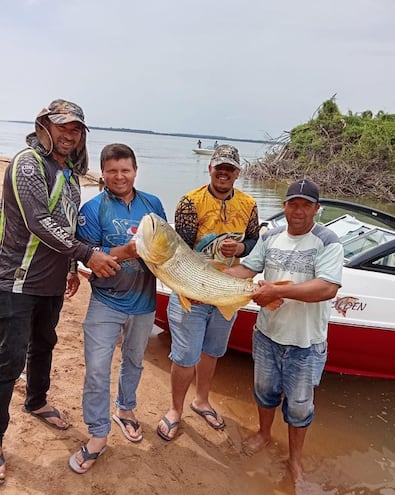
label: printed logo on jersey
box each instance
[78,214,86,226]
[21,163,35,177]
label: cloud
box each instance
[1,0,394,140]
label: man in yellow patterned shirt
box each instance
[157,145,260,441]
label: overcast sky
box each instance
[1,0,394,140]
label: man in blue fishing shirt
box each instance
[69,143,166,474]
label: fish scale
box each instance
[157,247,257,305]
[135,213,258,319]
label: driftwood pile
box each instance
[242,141,395,203]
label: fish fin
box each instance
[273,280,293,286]
[178,294,192,312]
[265,298,283,311]
[216,304,241,321]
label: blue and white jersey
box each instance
[77,188,166,314]
[242,224,343,347]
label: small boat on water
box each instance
[192,147,215,156]
[154,199,395,380]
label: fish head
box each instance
[135,213,178,264]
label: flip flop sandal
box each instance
[156,416,180,441]
[69,445,106,474]
[190,403,226,430]
[23,406,70,430]
[112,414,143,442]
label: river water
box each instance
[1,121,394,219]
[1,120,394,494]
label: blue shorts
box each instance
[167,292,237,367]
[252,329,327,428]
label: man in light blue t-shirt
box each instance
[226,179,343,484]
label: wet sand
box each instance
[216,352,395,494]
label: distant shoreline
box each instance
[1,120,279,145]
[0,156,102,195]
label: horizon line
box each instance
[1,120,280,145]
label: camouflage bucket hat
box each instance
[44,99,89,129]
[210,145,241,170]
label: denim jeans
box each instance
[167,291,237,367]
[82,296,155,438]
[252,329,327,428]
[0,291,63,445]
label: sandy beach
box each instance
[0,156,394,495]
[0,156,275,494]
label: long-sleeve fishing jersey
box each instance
[174,185,260,264]
[0,146,93,296]
[76,188,166,314]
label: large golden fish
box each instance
[134,213,258,320]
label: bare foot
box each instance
[0,449,5,484]
[242,432,271,456]
[287,458,304,484]
[294,479,325,495]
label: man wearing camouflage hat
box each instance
[157,145,260,441]
[0,99,120,484]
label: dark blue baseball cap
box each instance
[285,179,319,203]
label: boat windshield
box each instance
[265,200,395,232]
[315,201,395,230]
[342,228,395,259]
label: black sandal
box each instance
[68,444,106,474]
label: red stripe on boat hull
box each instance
[155,292,395,380]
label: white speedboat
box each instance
[154,199,395,379]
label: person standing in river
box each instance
[0,99,120,485]
[157,144,260,441]
[225,179,343,483]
